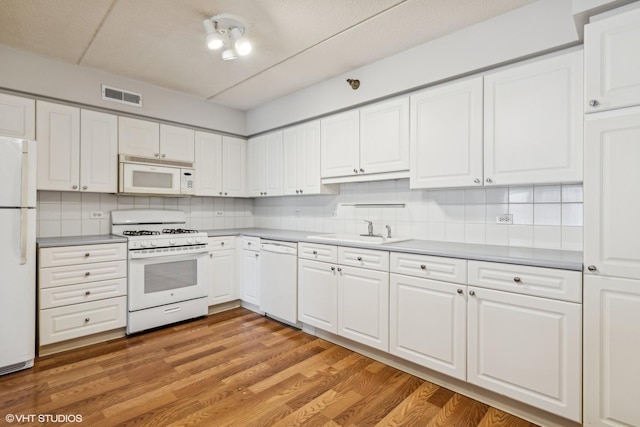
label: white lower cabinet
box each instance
[467,286,582,422]
[298,258,338,334]
[208,237,237,306]
[338,265,389,352]
[390,273,467,380]
[584,275,640,427]
[240,237,260,306]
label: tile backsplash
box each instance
[253,179,583,251]
[37,179,583,251]
[36,192,254,238]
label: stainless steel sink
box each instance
[308,233,410,245]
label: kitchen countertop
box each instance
[36,229,584,271]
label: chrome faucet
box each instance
[361,220,382,237]
[385,225,392,238]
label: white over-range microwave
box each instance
[118,155,195,196]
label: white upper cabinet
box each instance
[283,121,338,196]
[484,49,583,186]
[247,131,283,197]
[584,108,640,280]
[159,124,194,162]
[0,93,35,139]
[80,110,118,193]
[410,77,483,189]
[118,116,159,159]
[36,101,81,192]
[194,131,223,196]
[585,7,640,112]
[321,98,409,181]
[359,97,409,175]
[221,136,246,197]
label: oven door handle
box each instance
[129,250,208,261]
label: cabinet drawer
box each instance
[298,242,338,263]
[40,278,127,309]
[39,243,126,268]
[39,296,127,345]
[390,252,467,284]
[39,260,127,289]
[242,236,260,251]
[338,247,389,272]
[468,261,582,303]
[208,236,236,250]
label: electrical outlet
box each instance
[90,211,104,219]
[215,211,224,217]
[293,210,301,218]
[496,214,513,224]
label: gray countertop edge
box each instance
[35,229,583,271]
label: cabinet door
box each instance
[585,109,640,280]
[118,116,159,158]
[194,131,223,196]
[222,136,246,197]
[208,249,237,305]
[0,93,35,139]
[80,110,118,193]
[36,101,80,191]
[585,7,640,112]
[389,274,466,380]
[337,266,389,351]
[359,97,409,175]
[264,132,283,196]
[283,125,301,195]
[159,124,194,162]
[584,275,640,427]
[284,121,327,195]
[467,287,581,421]
[298,259,338,333]
[321,110,359,178]
[484,50,583,186]
[410,77,483,189]
[240,250,260,305]
[247,135,266,197]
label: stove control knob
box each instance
[150,240,157,247]
[170,239,176,245]
[140,241,148,248]
[187,238,194,244]
[195,237,202,244]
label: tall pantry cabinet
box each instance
[583,6,640,427]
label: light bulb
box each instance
[206,33,225,50]
[230,27,252,56]
[221,48,238,61]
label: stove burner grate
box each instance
[123,230,161,236]
[162,228,199,234]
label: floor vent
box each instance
[0,361,30,376]
[102,85,143,107]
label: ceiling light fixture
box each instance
[202,14,252,61]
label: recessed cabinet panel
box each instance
[585,7,640,112]
[297,258,338,333]
[80,110,118,193]
[484,50,583,186]
[222,136,246,197]
[159,124,194,162]
[118,116,159,159]
[209,249,237,305]
[584,109,640,280]
[0,93,35,139]
[410,77,483,189]
[240,249,260,305]
[321,110,360,178]
[194,131,223,196]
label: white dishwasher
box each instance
[259,240,298,325]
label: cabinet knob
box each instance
[474,178,481,184]
[161,154,166,158]
[353,169,358,174]
[357,256,362,261]
[84,272,91,276]
[337,267,342,272]
[221,242,225,246]
[299,189,303,194]
[247,242,252,246]
[84,253,90,257]
[312,250,317,255]
[485,178,493,184]
[513,277,521,283]
[296,190,299,194]
[469,290,476,296]
[587,265,597,272]
[219,192,223,195]
[82,186,88,190]
[420,264,426,270]
[359,168,364,173]
[84,318,90,322]
[331,266,335,271]
[224,192,228,196]
[589,99,599,107]
[264,192,267,196]
[85,291,91,296]
[210,253,213,257]
[457,289,463,294]
[154,153,159,157]
[72,185,78,189]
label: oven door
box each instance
[128,251,208,311]
[120,162,181,195]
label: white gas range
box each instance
[111,209,209,334]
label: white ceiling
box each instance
[0,0,535,111]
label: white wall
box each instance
[0,45,246,135]
[247,0,580,134]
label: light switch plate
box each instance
[496,214,513,224]
[90,211,104,219]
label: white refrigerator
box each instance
[0,136,36,376]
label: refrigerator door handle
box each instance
[20,141,31,265]
[20,208,28,265]
[21,140,30,208]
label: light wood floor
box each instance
[0,308,538,426]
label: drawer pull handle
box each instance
[84,253,90,257]
[85,291,91,296]
[357,256,362,261]
[84,272,91,276]
[84,318,90,322]
[312,250,317,255]
[469,290,476,296]
[457,289,463,294]
[513,277,521,283]
[420,264,426,270]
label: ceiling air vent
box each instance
[101,85,143,107]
